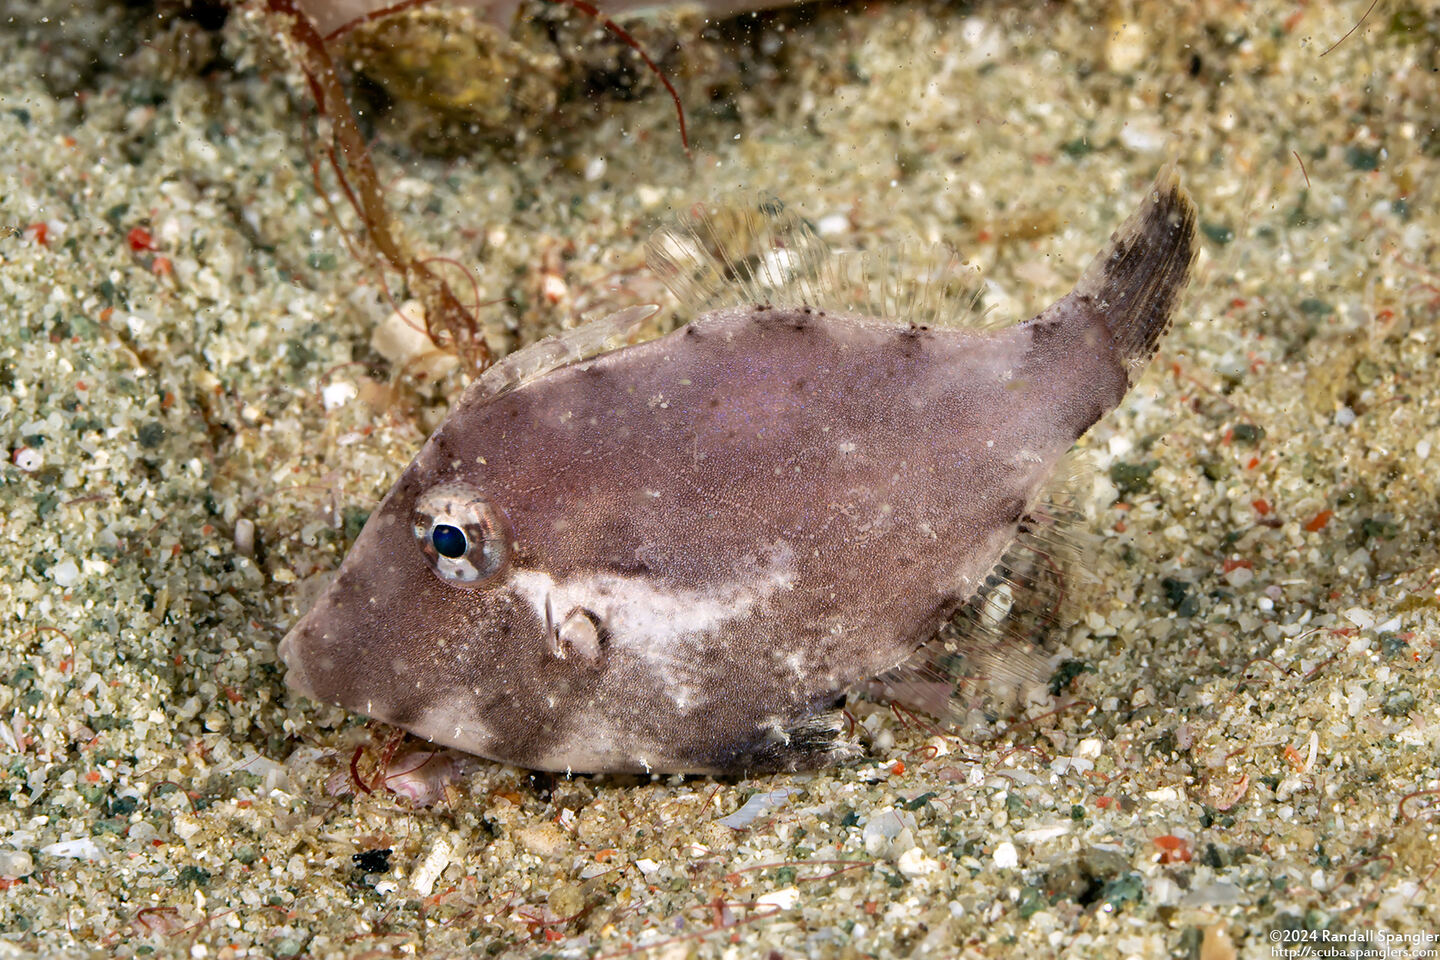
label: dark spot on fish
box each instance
[684,325,700,338]
[1001,497,1027,526]
[793,378,807,391]
[1029,318,1063,346]
[708,397,721,408]
[608,555,653,576]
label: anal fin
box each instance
[876,454,1097,732]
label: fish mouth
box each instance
[277,621,318,700]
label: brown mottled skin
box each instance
[280,171,1197,774]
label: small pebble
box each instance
[897,847,940,877]
[12,447,42,471]
[40,838,102,860]
[548,883,585,919]
[0,850,34,877]
[1106,19,1149,72]
[518,822,570,859]
[321,380,356,411]
[756,887,801,910]
[234,518,255,556]
[50,559,81,587]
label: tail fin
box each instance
[1073,164,1198,377]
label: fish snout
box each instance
[277,617,320,701]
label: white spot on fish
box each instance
[509,543,796,697]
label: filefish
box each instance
[279,167,1198,774]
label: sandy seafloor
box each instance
[2,0,1439,956]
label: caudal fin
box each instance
[1073,164,1198,377]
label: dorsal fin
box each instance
[646,197,994,330]
[467,304,657,404]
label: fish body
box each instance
[280,170,1197,774]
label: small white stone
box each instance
[49,559,80,588]
[0,849,34,877]
[234,518,255,557]
[1106,20,1149,72]
[541,273,568,304]
[862,808,904,852]
[410,837,453,897]
[756,887,801,910]
[371,301,457,380]
[992,841,1018,869]
[1015,823,1071,843]
[634,858,661,876]
[1151,875,1181,906]
[12,447,42,471]
[816,213,850,237]
[1334,406,1356,426]
[1343,607,1375,631]
[40,838,102,860]
[718,787,798,828]
[897,848,940,877]
[1119,117,1166,153]
[321,380,356,411]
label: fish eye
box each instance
[431,524,467,559]
[412,482,508,587]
